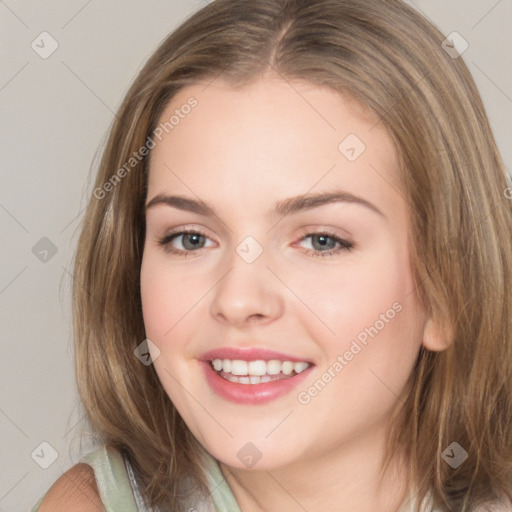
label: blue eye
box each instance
[157,229,354,257]
[298,232,354,256]
[157,229,212,255]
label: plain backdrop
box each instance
[1,1,511,510]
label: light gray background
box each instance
[1,1,511,510]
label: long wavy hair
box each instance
[72,0,512,510]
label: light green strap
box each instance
[30,445,138,512]
[79,444,139,512]
[30,444,241,512]
[202,452,242,512]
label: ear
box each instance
[421,316,452,352]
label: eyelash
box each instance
[157,229,354,258]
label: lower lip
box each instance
[200,361,314,405]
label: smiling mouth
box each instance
[209,358,312,385]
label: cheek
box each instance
[140,253,214,376]
[140,257,168,338]
[140,254,197,337]
[287,238,418,340]
[140,258,187,355]
[290,247,424,434]
[283,236,425,397]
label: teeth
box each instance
[294,362,309,373]
[210,358,311,378]
[282,361,294,375]
[231,360,248,375]
[267,360,282,375]
[248,360,266,376]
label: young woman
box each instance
[33,0,512,510]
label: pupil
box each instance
[184,234,203,250]
[314,235,335,250]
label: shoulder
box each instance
[38,463,103,512]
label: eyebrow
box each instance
[145,190,385,219]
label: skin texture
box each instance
[140,73,446,512]
[38,463,103,511]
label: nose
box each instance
[209,251,285,328]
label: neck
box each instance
[218,425,410,512]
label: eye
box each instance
[157,228,354,258]
[157,229,214,255]
[297,231,354,257]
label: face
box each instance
[140,74,430,471]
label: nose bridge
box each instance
[209,234,284,326]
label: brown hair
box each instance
[72,0,512,510]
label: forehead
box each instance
[146,75,403,216]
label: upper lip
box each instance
[200,347,314,364]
